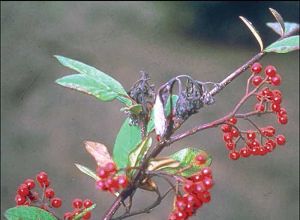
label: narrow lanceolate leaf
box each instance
[55,55,132,106]
[129,137,152,168]
[5,206,57,220]
[84,141,113,167]
[264,35,299,53]
[153,94,166,137]
[267,22,300,36]
[73,204,96,220]
[75,163,100,181]
[147,157,180,171]
[269,8,285,36]
[113,118,142,169]
[159,148,212,177]
[239,16,264,51]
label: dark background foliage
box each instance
[1,2,299,220]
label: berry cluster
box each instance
[168,155,213,220]
[64,198,94,220]
[220,63,287,160]
[95,162,128,193]
[14,171,62,210]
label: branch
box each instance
[101,25,299,220]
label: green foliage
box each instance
[5,206,57,220]
[129,137,152,169]
[113,118,142,169]
[159,148,212,177]
[55,55,132,106]
[75,163,99,181]
[264,35,299,53]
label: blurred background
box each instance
[1,2,299,220]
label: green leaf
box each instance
[55,55,132,106]
[264,35,299,53]
[75,163,99,181]
[266,22,299,36]
[147,95,178,133]
[73,204,96,220]
[129,137,152,168]
[113,118,142,169]
[120,104,143,115]
[160,148,212,177]
[5,206,57,220]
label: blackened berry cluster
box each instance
[64,198,94,220]
[95,162,128,193]
[168,155,213,220]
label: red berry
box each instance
[199,191,211,203]
[228,117,237,125]
[278,108,287,116]
[278,115,288,124]
[276,135,286,145]
[229,151,240,160]
[15,194,26,205]
[221,124,232,133]
[175,210,187,219]
[64,212,73,220]
[194,182,206,194]
[240,147,251,158]
[252,76,263,86]
[96,180,107,191]
[17,184,29,197]
[83,199,93,208]
[262,126,276,137]
[258,147,267,156]
[203,177,214,189]
[265,65,277,77]
[271,103,281,112]
[183,181,195,193]
[175,197,188,211]
[82,211,92,219]
[51,197,62,208]
[201,167,212,177]
[273,96,282,104]
[223,133,233,142]
[195,154,207,164]
[251,62,262,74]
[266,139,277,149]
[45,188,55,199]
[117,175,128,188]
[251,146,260,156]
[24,179,35,190]
[226,142,235,150]
[105,162,117,174]
[246,131,256,140]
[97,167,109,179]
[189,174,203,182]
[231,128,240,138]
[264,145,273,153]
[72,198,83,209]
[105,177,118,191]
[271,74,281,86]
[39,179,50,188]
[36,171,48,184]
[272,89,282,97]
[168,213,177,220]
[255,103,265,112]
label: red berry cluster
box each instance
[14,171,62,210]
[64,198,94,220]
[251,63,282,87]
[219,63,287,160]
[168,156,213,220]
[95,162,128,193]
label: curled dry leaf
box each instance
[153,94,166,138]
[239,16,264,51]
[85,141,113,167]
[269,8,285,36]
[139,178,158,191]
[147,157,180,171]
